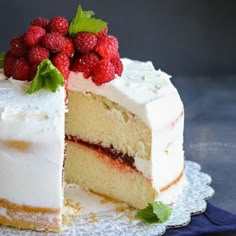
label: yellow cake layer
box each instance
[64,140,184,209]
[66,91,152,160]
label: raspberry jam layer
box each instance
[65,135,136,170]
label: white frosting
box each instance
[69,58,185,196]
[69,58,183,130]
[134,117,184,194]
[0,76,65,208]
[157,174,187,204]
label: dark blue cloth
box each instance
[165,203,236,236]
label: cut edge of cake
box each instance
[65,58,185,209]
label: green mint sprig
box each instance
[0,52,5,68]
[69,5,107,36]
[135,202,172,224]
[27,59,64,94]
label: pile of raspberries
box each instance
[3,17,123,85]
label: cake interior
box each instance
[65,90,152,161]
[64,89,184,209]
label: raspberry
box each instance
[42,32,65,53]
[73,32,97,53]
[31,17,49,30]
[96,27,108,39]
[92,59,115,85]
[52,52,70,80]
[110,57,123,76]
[10,36,27,57]
[28,46,49,65]
[95,35,118,59]
[12,58,30,81]
[62,38,75,57]
[29,64,38,81]
[3,51,17,77]
[72,52,99,78]
[48,17,69,36]
[23,26,46,48]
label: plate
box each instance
[0,161,214,236]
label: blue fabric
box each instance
[165,203,236,236]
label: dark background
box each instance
[0,0,236,220]
[0,0,236,76]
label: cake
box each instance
[0,5,184,233]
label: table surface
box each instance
[172,75,236,214]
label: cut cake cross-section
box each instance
[65,58,185,209]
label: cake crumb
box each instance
[90,212,98,223]
[62,216,70,226]
[64,199,73,207]
[83,212,99,223]
[62,199,83,226]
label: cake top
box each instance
[69,58,184,129]
[0,69,64,119]
[114,58,171,104]
[70,58,171,104]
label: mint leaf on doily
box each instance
[135,202,172,224]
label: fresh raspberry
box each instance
[52,52,70,80]
[95,35,118,59]
[62,38,75,57]
[110,57,123,76]
[48,17,69,36]
[42,32,65,53]
[72,52,99,78]
[10,36,27,57]
[28,46,49,65]
[96,27,108,39]
[23,26,46,48]
[92,59,115,85]
[3,51,17,77]
[12,58,30,81]
[29,64,38,81]
[73,32,97,53]
[31,17,49,30]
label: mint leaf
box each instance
[27,59,64,94]
[135,204,160,224]
[75,5,94,20]
[79,6,94,19]
[72,18,107,34]
[69,4,107,36]
[153,202,172,223]
[0,52,5,68]
[135,202,172,224]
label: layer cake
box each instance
[0,5,185,233]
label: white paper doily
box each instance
[0,160,214,236]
